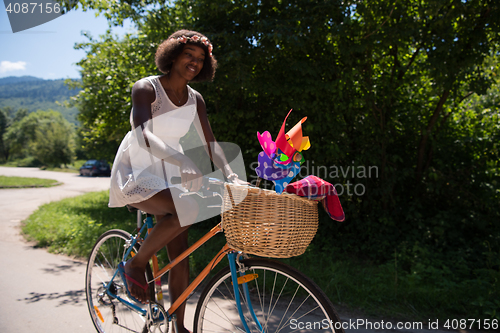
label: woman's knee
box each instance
[129,190,175,216]
[170,191,199,226]
[131,188,199,226]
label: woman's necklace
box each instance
[168,78,185,104]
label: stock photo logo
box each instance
[3,0,72,33]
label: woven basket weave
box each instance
[221,184,319,258]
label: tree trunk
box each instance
[416,89,450,182]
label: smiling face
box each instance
[171,44,206,81]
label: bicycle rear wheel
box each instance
[86,229,156,333]
[194,258,344,333]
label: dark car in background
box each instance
[79,160,111,177]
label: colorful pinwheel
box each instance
[255,109,311,193]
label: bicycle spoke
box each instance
[205,295,239,331]
[275,284,301,332]
[263,273,289,332]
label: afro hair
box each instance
[155,29,218,82]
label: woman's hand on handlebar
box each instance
[179,158,203,192]
[226,173,249,186]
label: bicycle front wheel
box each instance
[194,258,344,333]
[86,229,154,333]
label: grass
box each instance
[21,191,499,326]
[41,159,88,173]
[0,175,60,188]
[1,158,88,174]
[22,191,130,256]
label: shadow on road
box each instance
[18,289,86,307]
[39,259,85,275]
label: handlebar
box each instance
[170,176,225,188]
[133,176,230,225]
[170,176,226,201]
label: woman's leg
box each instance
[166,228,190,333]
[124,188,198,304]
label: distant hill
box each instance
[0,76,81,124]
[0,76,44,85]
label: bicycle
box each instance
[85,177,345,333]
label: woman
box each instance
[108,29,245,333]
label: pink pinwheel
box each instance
[257,131,277,157]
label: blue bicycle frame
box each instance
[228,252,264,333]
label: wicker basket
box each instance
[221,184,319,258]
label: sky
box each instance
[0,5,135,80]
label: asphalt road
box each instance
[0,167,112,332]
[0,167,457,333]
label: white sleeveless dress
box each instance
[108,75,198,207]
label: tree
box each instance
[0,107,11,161]
[4,110,75,166]
[0,107,28,162]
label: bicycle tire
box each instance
[193,258,345,333]
[86,229,156,333]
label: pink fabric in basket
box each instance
[284,175,345,222]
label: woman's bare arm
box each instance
[193,92,244,182]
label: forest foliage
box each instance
[0,77,81,124]
[0,108,76,166]
[0,77,82,166]
[65,0,500,318]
